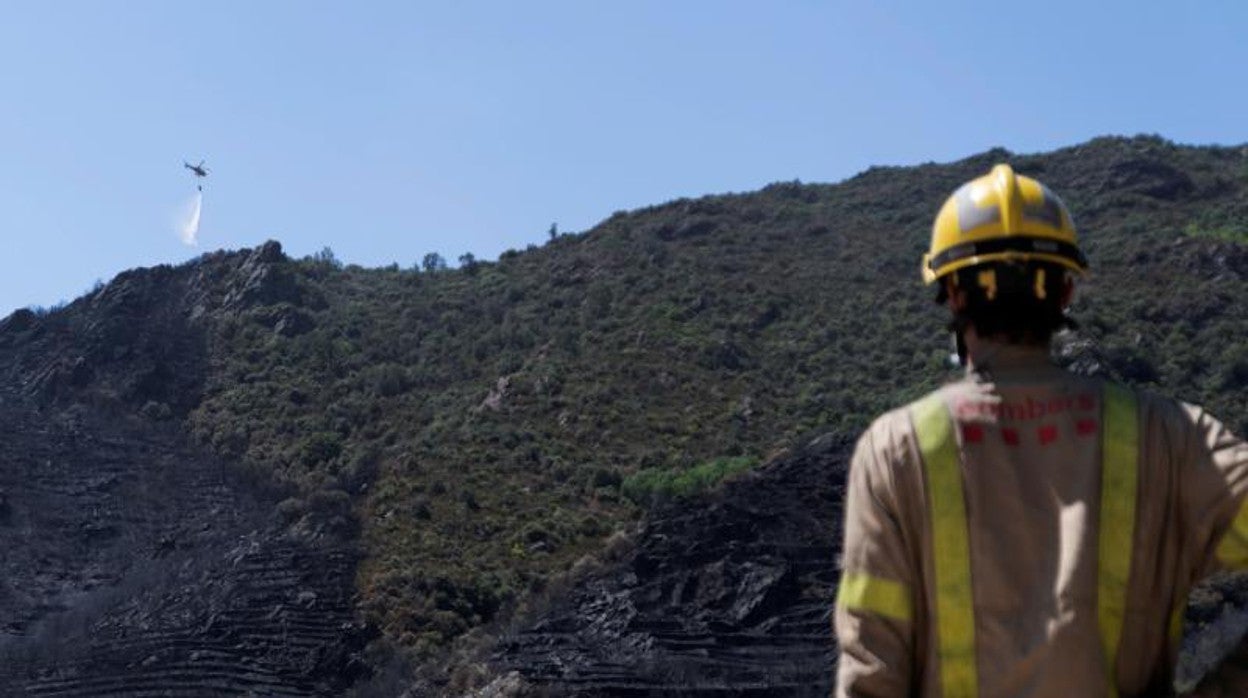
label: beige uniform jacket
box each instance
[835,343,1248,697]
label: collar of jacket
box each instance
[965,339,1056,380]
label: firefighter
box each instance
[835,164,1248,696]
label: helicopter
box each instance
[184,160,209,178]
[184,160,209,190]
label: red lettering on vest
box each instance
[962,424,984,444]
[1077,418,1098,436]
[953,394,1097,422]
[1002,427,1020,446]
[1038,424,1058,445]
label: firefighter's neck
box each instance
[945,279,1060,373]
[962,325,1051,373]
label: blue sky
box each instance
[1,2,1245,314]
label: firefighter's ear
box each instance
[1060,276,1075,310]
[945,277,968,312]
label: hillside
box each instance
[2,135,1248,694]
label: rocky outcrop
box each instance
[218,241,305,311]
[0,241,308,417]
[1103,158,1196,201]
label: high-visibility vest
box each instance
[911,383,1139,697]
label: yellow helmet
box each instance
[922,164,1086,284]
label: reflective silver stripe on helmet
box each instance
[955,183,999,233]
[1021,185,1065,228]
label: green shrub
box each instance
[367,363,411,397]
[1183,224,1248,243]
[621,455,759,504]
[300,431,344,466]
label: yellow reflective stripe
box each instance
[1169,602,1185,645]
[1099,383,1139,698]
[1215,496,1248,568]
[837,572,913,622]
[913,394,978,697]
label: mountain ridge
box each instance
[3,134,1248,694]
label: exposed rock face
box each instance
[1104,158,1196,200]
[219,241,304,310]
[0,242,297,416]
[495,434,850,696]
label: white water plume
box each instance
[177,191,203,246]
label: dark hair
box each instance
[936,261,1074,345]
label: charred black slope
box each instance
[0,399,368,696]
[496,434,850,696]
[0,244,369,696]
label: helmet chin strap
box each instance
[947,311,970,367]
[939,277,969,367]
[955,328,968,367]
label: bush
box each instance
[621,456,759,504]
[300,432,344,466]
[277,497,306,522]
[140,400,173,421]
[367,363,410,397]
[307,488,351,515]
[421,252,447,273]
